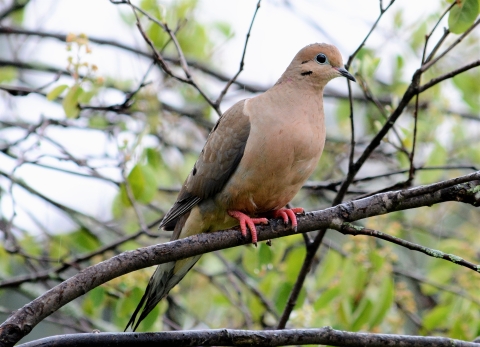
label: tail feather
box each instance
[125,255,201,331]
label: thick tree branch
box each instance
[16,327,480,347]
[0,173,478,346]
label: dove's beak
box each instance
[335,67,356,82]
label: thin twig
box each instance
[337,223,480,273]
[215,252,280,320]
[408,92,420,181]
[214,0,261,109]
[421,2,455,64]
[123,0,219,115]
[419,59,480,93]
[345,0,396,69]
[421,18,480,73]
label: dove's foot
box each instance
[228,210,268,245]
[271,207,304,232]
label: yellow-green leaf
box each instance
[423,305,450,330]
[47,84,68,101]
[78,89,96,104]
[145,147,163,170]
[62,84,83,118]
[448,0,479,34]
[352,297,374,331]
[0,67,17,83]
[369,277,394,328]
[285,246,306,284]
[316,250,342,288]
[313,286,341,310]
[120,164,157,205]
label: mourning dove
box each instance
[126,43,355,331]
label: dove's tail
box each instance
[125,210,203,331]
[125,255,202,331]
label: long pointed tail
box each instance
[125,255,201,331]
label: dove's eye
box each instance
[315,53,328,65]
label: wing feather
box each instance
[158,100,251,233]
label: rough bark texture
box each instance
[17,327,480,347]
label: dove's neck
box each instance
[245,77,326,151]
[256,77,326,125]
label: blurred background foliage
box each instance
[0,0,479,344]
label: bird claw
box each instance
[228,210,268,245]
[272,207,304,232]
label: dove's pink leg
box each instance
[228,210,268,245]
[272,207,304,232]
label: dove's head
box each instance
[283,43,356,87]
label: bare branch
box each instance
[122,0,219,114]
[419,60,480,93]
[15,327,480,347]
[0,27,265,93]
[421,18,480,73]
[336,223,480,273]
[421,2,455,64]
[345,0,396,69]
[214,0,261,108]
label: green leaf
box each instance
[214,21,233,38]
[62,84,83,118]
[410,22,428,52]
[369,250,385,272]
[78,89,97,104]
[118,286,143,318]
[112,193,125,219]
[69,228,100,252]
[335,99,351,130]
[316,250,342,288]
[313,286,341,310]
[294,287,307,310]
[419,141,447,183]
[11,6,25,24]
[351,265,368,295]
[0,67,18,83]
[89,286,105,308]
[453,69,480,112]
[338,297,353,327]
[145,148,163,170]
[47,84,68,101]
[138,305,160,331]
[450,315,469,340]
[339,258,357,299]
[242,246,259,275]
[448,0,479,34]
[88,115,109,129]
[352,297,374,331]
[369,277,394,328]
[423,305,450,330]
[284,246,306,283]
[120,164,157,205]
[258,242,273,269]
[274,282,293,313]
